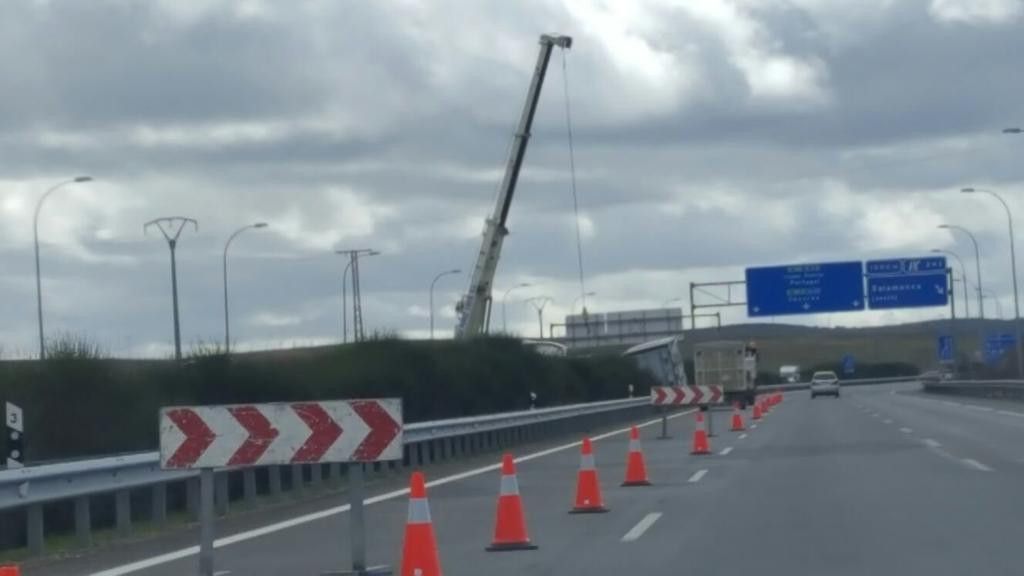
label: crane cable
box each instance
[561,49,589,315]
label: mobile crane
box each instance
[454,34,573,338]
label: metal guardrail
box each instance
[921,378,1024,400]
[757,375,920,392]
[0,396,650,555]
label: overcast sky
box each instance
[2,0,1023,358]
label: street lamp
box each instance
[33,176,93,359]
[223,222,269,354]
[336,249,380,343]
[526,296,552,339]
[931,249,970,317]
[981,289,1006,319]
[145,217,199,361]
[501,283,532,333]
[572,291,596,313]
[938,224,984,319]
[962,187,1022,377]
[429,269,462,339]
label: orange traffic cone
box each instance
[621,426,652,487]
[570,438,609,513]
[0,566,20,576]
[400,472,443,576]
[487,454,537,551]
[752,402,762,421]
[691,412,711,455]
[730,404,746,432]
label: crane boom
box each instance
[455,34,572,338]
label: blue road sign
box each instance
[866,272,949,309]
[937,335,954,362]
[866,257,946,276]
[842,354,856,375]
[983,333,1015,365]
[745,261,865,317]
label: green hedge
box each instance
[0,338,654,462]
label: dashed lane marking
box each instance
[621,512,663,542]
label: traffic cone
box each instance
[400,472,443,576]
[621,426,652,487]
[777,392,784,404]
[691,412,711,455]
[487,454,538,551]
[730,404,745,432]
[752,402,762,421]
[570,438,609,513]
[0,566,20,576]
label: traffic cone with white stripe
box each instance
[0,565,20,576]
[691,412,711,455]
[400,472,443,576]
[730,403,746,432]
[621,426,651,487]
[487,454,537,551]
[570,438,609,513]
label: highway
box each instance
[30,383,1024,576]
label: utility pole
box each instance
[335,249,378,343]
[527,297,552,339]
[145,217,198,361]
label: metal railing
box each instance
[757,375,920,392]
[921,378,1024,400]
[0,396,651,555]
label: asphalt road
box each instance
[30,384,1024,576]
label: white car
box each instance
[810,371,840,399]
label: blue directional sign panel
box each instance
[865,256,948,310]
[842,354,856,375]
[745,261,865,317]
[937,335,954,362]
[984,333,1015,365]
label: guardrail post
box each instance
[27,503,44,555]
[115,489,131,536]
[310,463,323,487]
[215,472,229,517]
[74,495,92,548]
[292,464,305,496]
[186,476,200,518]
[151,483,167,525]
[268,465,282,498]
[243,468,258,504]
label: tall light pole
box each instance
[33,176,93,360]
[982,288,1006,319]
[572,291,596,313]
[429,269,461,340]
[931,249,969,317]
[962,187,1022,377]
[336,249,379,343]
[938,224,984,319]
[223,222,268,354]
[145,217,199,361]
[501,283,532,333]
[526,297,552,339]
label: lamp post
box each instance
[33,176,93,359]
[223,222,268,354]
[526,297,552,339]
[429,269,462,339]
[962,187,1022,377]
[501,283,532,333]
[938,224,984,319]
[336,249,379,343]
[145,217,199,361]
[931,249,970,318]
[572,291,596,313]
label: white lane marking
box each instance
[922,439,942,449]
[750,424,758,429]
[899,427,913,433]
[962,458,994,472]
[688,469,708,483]
[871,413,880,418]
[942,400,960,407]
[720,447,734,456]
[966,404,995,412]
[997,409,1024,418]
[738,433,748,440]
[214,572,232,576]
[883,419,893,424]
[621,512,663,542]
[87,409,697,576]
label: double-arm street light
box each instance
[33,176,93,360]
[145,217,199,361]
[526,296,553,339]
[962,187,1022,377]
[429,269,462,339]
[223,222,269,354]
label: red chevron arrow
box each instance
[654,387,668,404]
[227,406,279,466]
[709,386,722,404]
[165,408,216,468]
[350,400,401,461]
[692,386,705,404]
[291,403,343,462]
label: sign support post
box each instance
[198,468,215,576]
[657,406,670,440]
